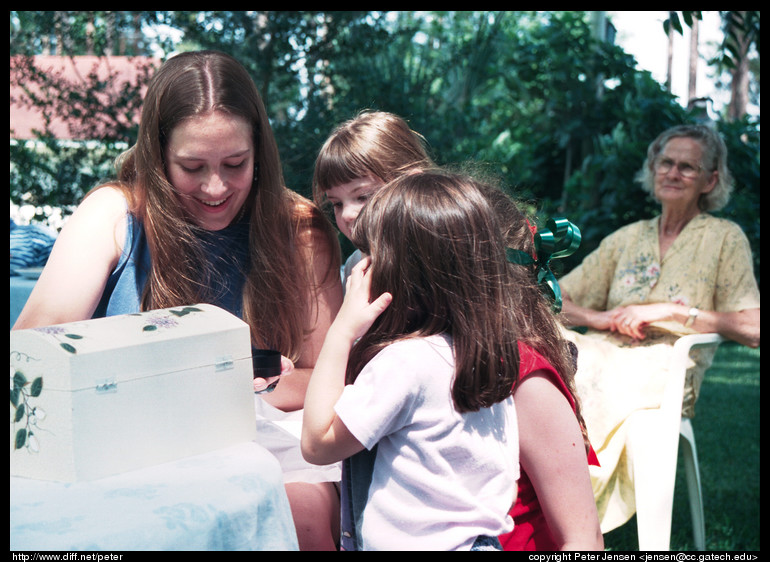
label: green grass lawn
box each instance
[602,341,760,551]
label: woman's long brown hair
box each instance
[108,51,339,360]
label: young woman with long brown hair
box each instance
[13,50,344,550]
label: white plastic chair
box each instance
[627,333,724,551]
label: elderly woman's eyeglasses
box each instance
[654,157,704,179]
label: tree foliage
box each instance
[9,11,760,282]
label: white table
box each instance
[10,441,299,551]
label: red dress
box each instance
[499,342,600,551]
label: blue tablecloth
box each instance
[10,441,299,551]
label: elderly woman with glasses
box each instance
[556,124,760,534]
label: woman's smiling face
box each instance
[164,111,255,231]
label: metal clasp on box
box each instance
[215,355,234,372]
[95,378,118,394]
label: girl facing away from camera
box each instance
[485,184,603,551]
[302,170,519,550]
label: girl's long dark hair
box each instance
[346,170,589,449]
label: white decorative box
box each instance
[10,304,257,482]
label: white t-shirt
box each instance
[335,334,518,551]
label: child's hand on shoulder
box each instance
[333,256,392,343]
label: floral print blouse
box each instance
[560,213,760,336]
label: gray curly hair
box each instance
[634,124,734,212]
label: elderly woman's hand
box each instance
[609,303,674,340]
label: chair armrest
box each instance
[661,333,725,418]
[672,333,726,354]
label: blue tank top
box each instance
[93,213,251,320]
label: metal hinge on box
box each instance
[95,378,118,394]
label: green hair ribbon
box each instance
[506,217,581,313]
